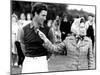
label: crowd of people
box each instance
[11,2,96,74]
[11,12,32,67]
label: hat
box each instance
[71,18,86,35]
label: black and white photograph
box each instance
[11,0,96,74]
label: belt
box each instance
[25,56,47,60]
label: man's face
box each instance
[36,10,47,25]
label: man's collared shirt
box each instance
[19,23,49,57]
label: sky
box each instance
[67,5,95,14]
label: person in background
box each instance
[49,15,61,44]
[26,13,32,24]
[38,18,95,71]
[86,15,95,48]
[12,13,25,68]
[11,13,19,66]
[92,17,95,35]
[60,15,72,41]
[18,13,27,28]
[15,40,25,68]
[47,19,53,28]
[19,3,50,73]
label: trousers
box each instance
[22,56,48,74]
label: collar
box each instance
[71,33,85,40]
[76,35,86,41]
[30,22,44,29]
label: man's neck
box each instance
[31,18,44,28]
[30,18,38,28]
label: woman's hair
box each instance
[31,3,48,17]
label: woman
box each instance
[38,18,95,71]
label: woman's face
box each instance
[20,13,25,20]
[79,22,86,36]
[27,13,31,20]
[12,16,17,23]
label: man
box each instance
[19,3,49,73]
[38,18,95,71]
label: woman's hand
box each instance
[37,29,47,42]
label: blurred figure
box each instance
[27,13,32,21]
[26,13,32,24]
[47,16,62,63]
[18,13,27,28]
[15,40,25,68]
[49,16,61,44]
[92,16,95,36]
[53,15,61,44]
[46,19,53,59]
[12,13,19,66]
[60,15,72,41]
[47,19,53,28]
[12,13,25,68]
[86,15,95,48]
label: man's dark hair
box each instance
[31,3,48,17]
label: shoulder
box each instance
[65,35,75,41]
[85,21,89,24]
[62,35,75,45]
[84,36,92,43]
[23,23,30,30]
